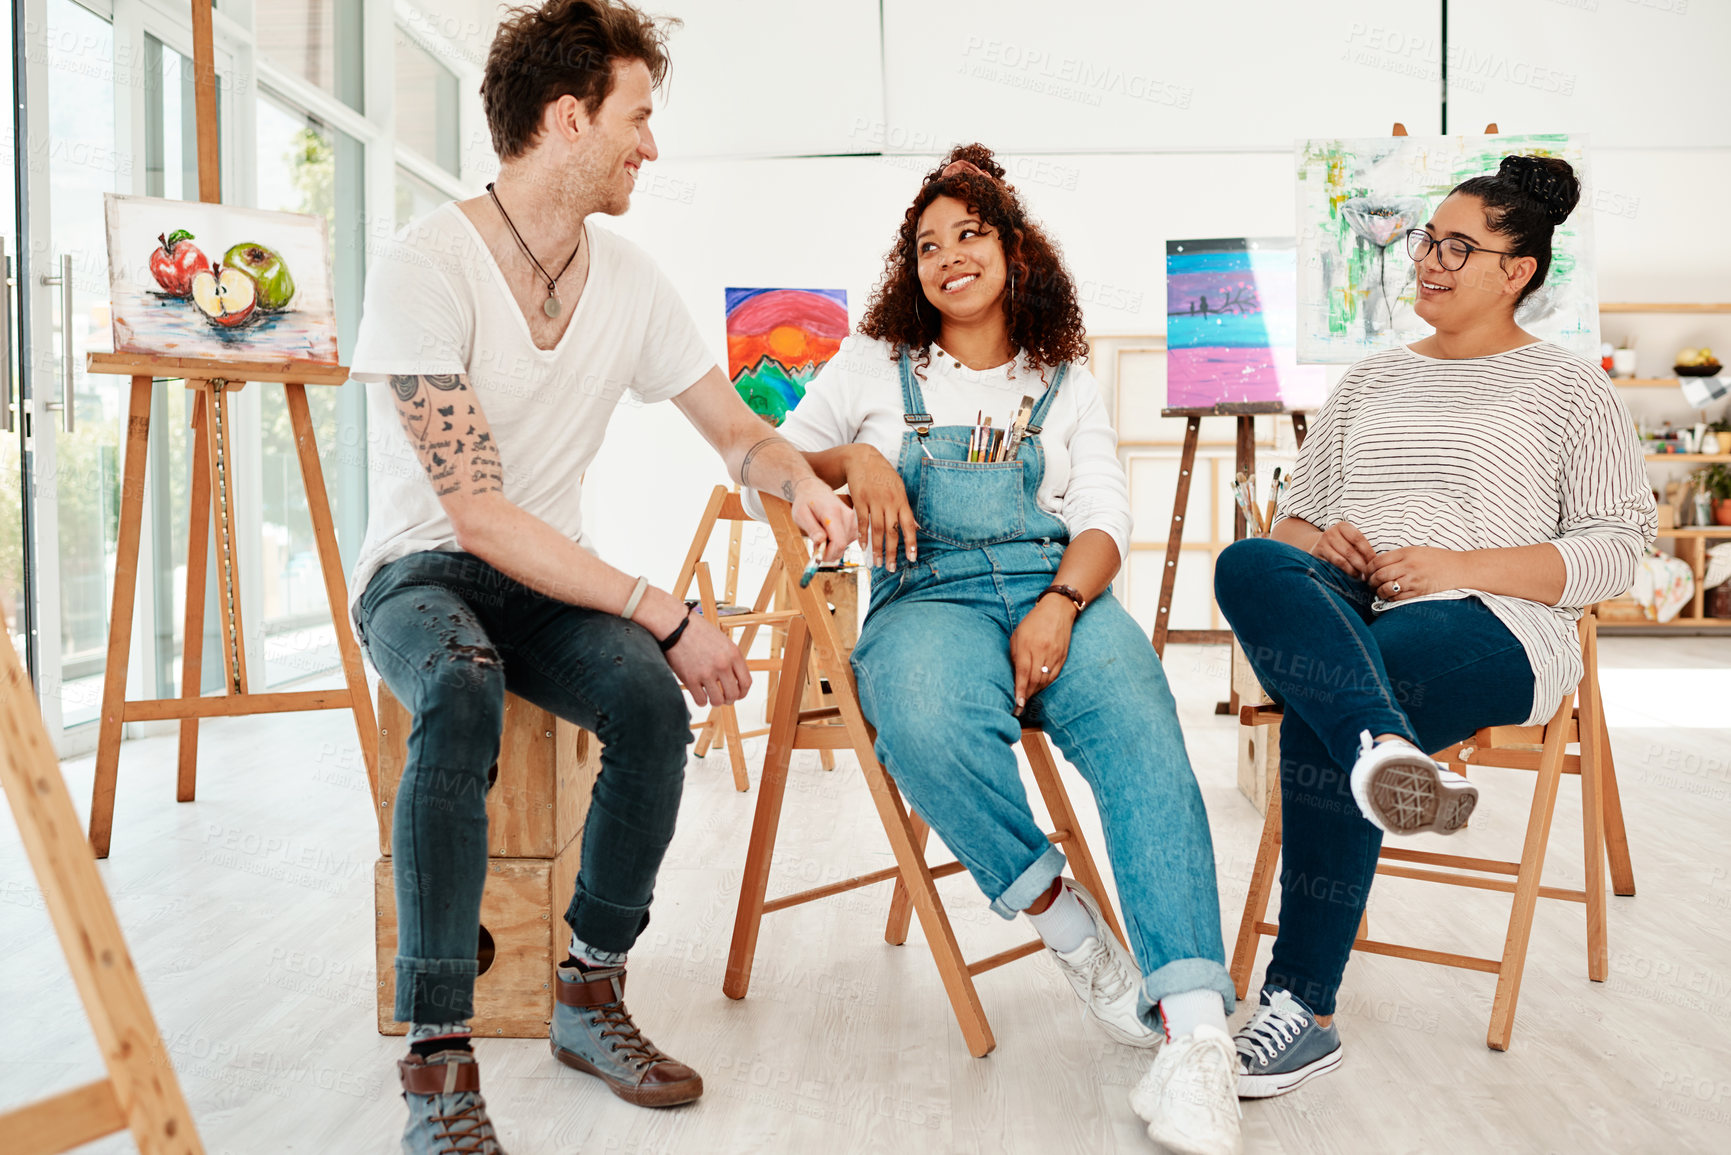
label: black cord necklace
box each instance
[487,182,583,319]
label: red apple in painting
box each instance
[190,265,258,328]
[148,229,211,297]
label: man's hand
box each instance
[790,477,856,565]
[1311,520,1377,580]
[1367,546,1467,602]
[845,446,920,571]
[1010,597,1076,717]
[661,611,751,708]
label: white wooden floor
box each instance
[3,638,1728,1154]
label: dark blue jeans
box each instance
[1213,538,1535,1015]
[358,550,692,1023]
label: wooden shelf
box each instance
[1644,454,1731,463]
[1608,617,1731,629]
[1617,376,1725,387]
[1599,303,1731,315]
[1656,526,1731,537]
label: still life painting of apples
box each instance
[105,193,339,364]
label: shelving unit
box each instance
[1599,302,1731,632]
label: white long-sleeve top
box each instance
[1275,341,1657,725]
[758,335,1132,558]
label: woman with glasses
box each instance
[1212,155,1654,1099]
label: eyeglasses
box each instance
[1404,228,1514,272]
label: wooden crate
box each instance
[1231,640,1279,813]
[376,687,600,859]
[375,840,582,1038]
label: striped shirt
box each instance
[1275,341,1657,725]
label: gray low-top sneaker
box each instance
[1349,730,1477,836]
[550,963,703,1107]
[1233,987,1342,1099]
[398,1049,507,1154]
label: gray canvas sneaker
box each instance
[1233,987,1342,1099]
[398,1049,507,1154]
[550,963,703,1107]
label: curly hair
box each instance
[859,143,1089,375]
[482,0,678,162]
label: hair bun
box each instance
[1496,154,1580,227]
[927,142,1008,187]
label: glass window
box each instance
[395,30,460,176]
[395,165,447,230]
[255,95,367,687]
[256,0,364,114]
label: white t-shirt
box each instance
[757,335,1132,556]
[346,203,714,622]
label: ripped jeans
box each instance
[357,550,692,1023]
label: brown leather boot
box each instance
[548,964,702,1107]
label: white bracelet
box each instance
[622,576,650,621]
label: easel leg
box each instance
[284,383,382,816]
[89,376,153,859]
[176,394,212,803]
[201,385,250,696]
[1152,417,1200,657]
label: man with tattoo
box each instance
[344,4,854,1152]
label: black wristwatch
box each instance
[658,607,695,652]
[1039,584,1087,613]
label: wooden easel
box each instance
[0,626,204,1151]
[84,0,377,856]
[1150,404,1308,659]
[86,357,380,857]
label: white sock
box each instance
[1026,883,1096,954]
[1158,988,1229,1041]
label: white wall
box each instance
[403,2,1731,626]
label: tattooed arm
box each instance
[671,366,857,561]
[386,373,751,706]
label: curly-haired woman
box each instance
[1214,155,1654,1101]
[751,144,1241,1155]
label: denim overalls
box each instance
[850,350,1235,1016]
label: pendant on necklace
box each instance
[544,295,562,319]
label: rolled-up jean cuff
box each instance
[1140,958,1238,1018]
[987,844,1068,919]
[564,884,651,956]
[394,955,481,1023]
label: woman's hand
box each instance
[845,445,920,571]
[1310,520,1377,580]
[1367,546,1468,602]
[1010,596,1077,717]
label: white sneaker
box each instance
[1130,1025,1242,1155]
[1045,879,1161,1048]
[1348,730,1477,836]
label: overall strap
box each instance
[1026,362,1070,433]
[897,349,933,433]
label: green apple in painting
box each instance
[221,242,295,311]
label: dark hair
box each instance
[858,143,1089,374]
[482,0,677,162]
[1449,154,1581,306]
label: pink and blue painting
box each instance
[725,287,848,425]
[1166,237,1327,412]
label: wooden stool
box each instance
[1230,612,1635,1050]
[724,497,1129,1058]
[372,687,600,1037]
